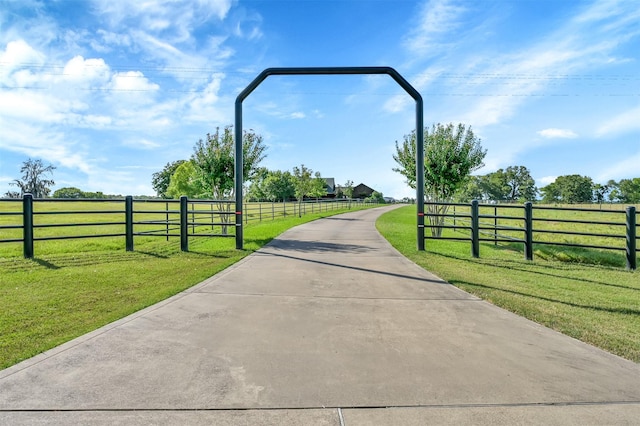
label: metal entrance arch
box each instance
[234,67,425,250]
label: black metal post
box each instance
[125,196,133,251]
[524,201,534,261]
[180,196,188,252]
[626,206,636,270]
[166,201,169,242]
[494,205,498,246]
[23,193,34,259]
[471,200,479,258]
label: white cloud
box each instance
[109,71,159,92]
[289,112,305,119]
[62,56,110,83]
[404,0,467,57]
[536,176,558,186]
[383,95,410,113]
[123,139,161,150]
[595,151,640,182]
[537,128,578,139]
[95,0,233,34]
[596,105,640,137]
[421,0,640,130]
[0,39,45,75]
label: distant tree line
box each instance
[151,126,359,204]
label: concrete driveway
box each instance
[1,205,639,424]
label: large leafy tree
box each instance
[166,161,203,199]
[501,166,537,201]
[191,126,267,233]
[393,123,486,236]
[152,160,186,198]
[541,174,593,204]
[191,126,267,200]
[10,158,56,198]
[617,178,640,203]
[455,166,536,203]
[263,170,295,202]
[540,181,560,204]
[53,187,84,198]
[247,169,295,202]
[292,164,324,216]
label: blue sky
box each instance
[1,0,638,199]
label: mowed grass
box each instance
[0,203,373,370]
[377,205,640,362]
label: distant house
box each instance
[323,178,336,198]
[352,183,375,199]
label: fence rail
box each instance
[0,195,366,259]
[425,201,638,270]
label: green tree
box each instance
[540,181,560,204]
[310,174,327,199]
[617,178,640,203]
[557,175,593,203]
[192,126,267,200]
[166,161,203,198]
[477,166,537,202]
[365,191,385,204]
[263,170,295,202]
[246,167,270,201]
[342,180,354,199]
[152,160,186,198]
[607,179,620,203]
[541,175,593,204]
[292,164,319,217]
[593,183,610,206]
[393,123,486,236]
[454,175,485,202]
[502,166,537,201]
[10,158,56,198]
[191,126,267,233]
[53,187,84,198]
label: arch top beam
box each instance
[236,66,423,104]
[234,66,424,250]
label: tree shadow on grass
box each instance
[1,250,176,273]
[428,250,639,292]
[452,278,640,316]
[491,241,627,269]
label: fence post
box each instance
[166,201,169,242]
[626,206,636,270]
[125,196,134,251]
[471,200,479,258]
[180,196,188,252]
[22,193,34,259]
[191,202,195,234]
[524,201,533,261]
[494,205,498,246]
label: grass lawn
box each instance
[377,205,640,363]
[0,205,372,370]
